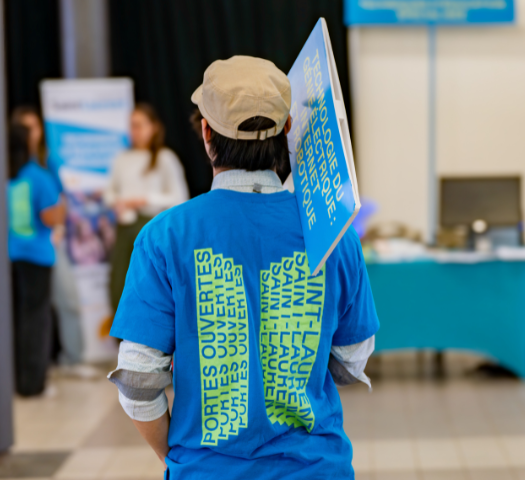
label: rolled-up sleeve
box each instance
[108,340,173,421]
[330,336,375,390]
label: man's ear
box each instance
[201,118,212,143]
[201,117,216,162]
[284,115,292,135]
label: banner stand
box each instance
[41,78,134,362]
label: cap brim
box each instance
[191,84,203,105]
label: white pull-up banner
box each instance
[41,78,134,361]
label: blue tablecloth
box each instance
[366,260,525,377]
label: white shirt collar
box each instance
[211,169,283,194]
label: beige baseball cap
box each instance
[191,56,291,141]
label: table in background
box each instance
[366,260,525,377]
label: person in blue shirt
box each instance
[11,107,98,379]
[7,124,65,396]
[108,56,379,479]
[11,107,62,191]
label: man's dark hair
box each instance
[190,109,291,181]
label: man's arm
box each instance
[330,229,379,389]
[108,340,173,466]
[132,411,171,466]
[40,200,66,227]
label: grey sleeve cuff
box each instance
[328,353,361,386]
[108,368,172,401]
[330,336,375,389]
[108,340,173,422]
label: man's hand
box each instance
[131,410,171,467]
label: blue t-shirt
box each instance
[111,189,379,480]
[8,161,61,266]
[44,155,64,193]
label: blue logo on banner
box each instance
[344,0,515,25]
[44,121,130,174]
[288,19,356,275]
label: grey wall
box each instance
[0,0,14,454]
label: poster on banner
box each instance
[287,18,360,276]
[344,0,514,25]
[41,79,134,362]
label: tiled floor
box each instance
[2,352,525,479]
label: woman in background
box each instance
[8,124,64,396]
[11,107,60,189]
[11,106,97,379]
[104,103,189,313]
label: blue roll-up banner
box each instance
[344,0,515,25]
[287,18,360,276]
[41,79,133,190]
[41,79,134,361]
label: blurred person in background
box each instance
[12,107,99,379]
[7,124,65,396]
[104,103,189,315]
